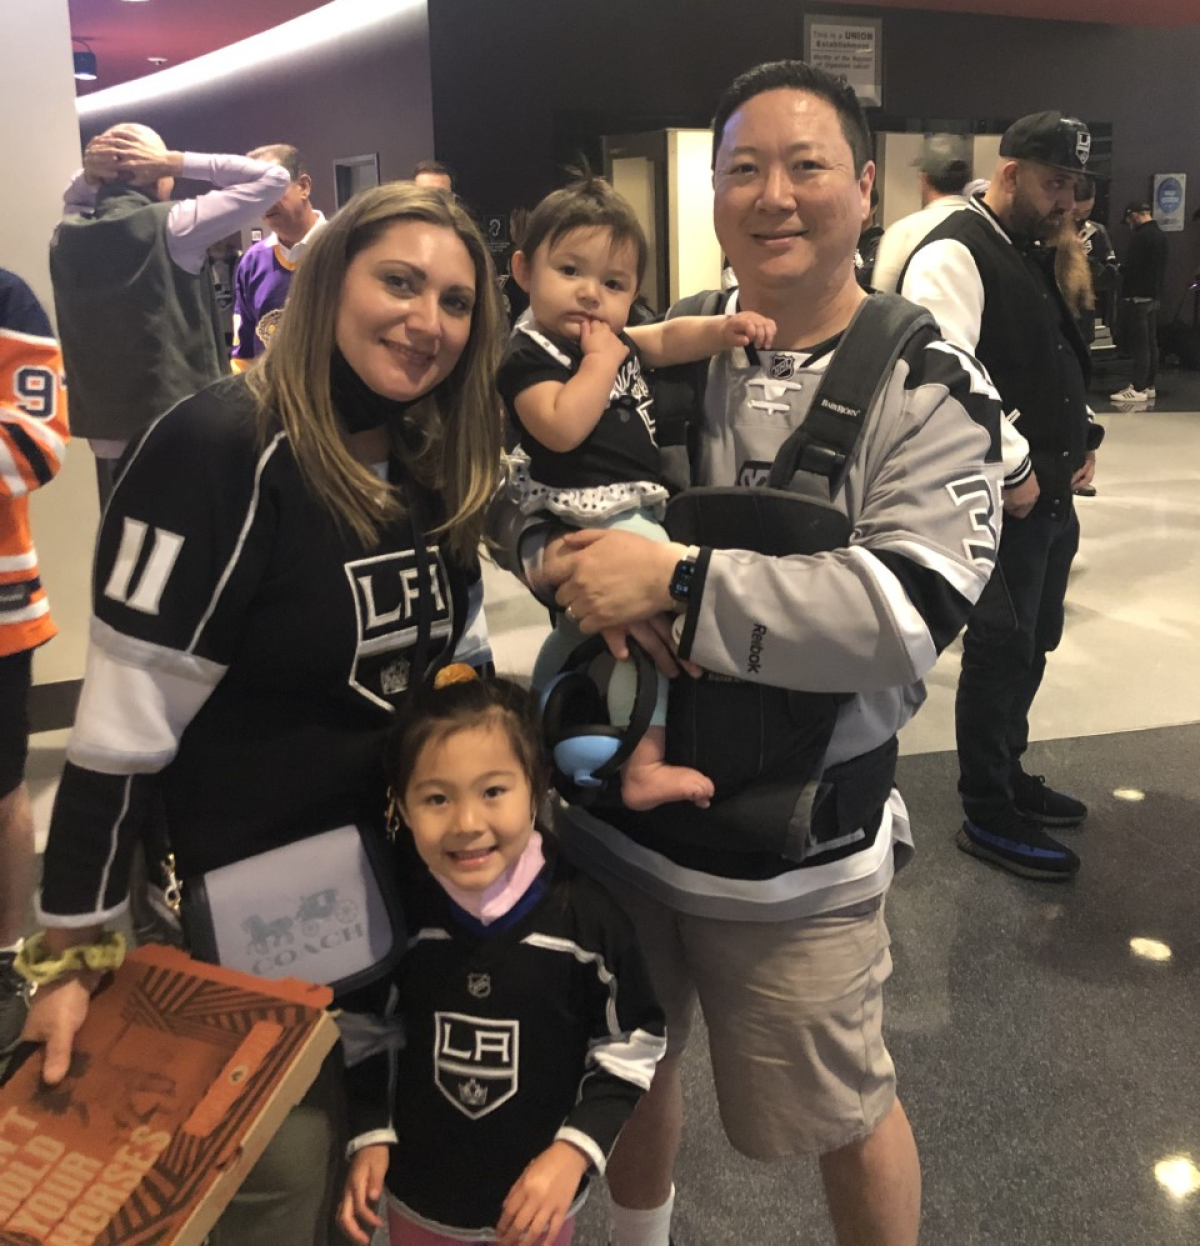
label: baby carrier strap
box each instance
[769,293,934,495]
[651,289,729,493]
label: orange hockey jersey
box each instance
[0,271,69,657]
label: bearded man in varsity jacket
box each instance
[901,111,1104,882]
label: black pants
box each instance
[1121,298,1160,391]
[956,508,1080,822]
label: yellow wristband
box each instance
[14,931,126,986]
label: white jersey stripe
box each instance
[0,598,49,624]
[95,776,133,917]
[187,432,286,653]
[849,545,939,675]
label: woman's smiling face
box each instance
[335,220,477,401]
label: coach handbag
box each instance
[180,821,405,996]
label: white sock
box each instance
[609,1185,675,1246]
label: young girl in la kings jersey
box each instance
[498,175,775,812]
[338,666,665,1246]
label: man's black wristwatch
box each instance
[668,549,700,605]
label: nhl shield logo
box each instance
[434,1012,519,1119]
[770,353,796,380]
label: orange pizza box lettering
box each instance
[0,945,337,1245]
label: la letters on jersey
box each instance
[434,1012,520,1120]
[346,545,453,707]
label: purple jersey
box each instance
[231,242,296,362]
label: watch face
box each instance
[670,558,696,602]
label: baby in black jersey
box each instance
[497,175,775,811]
[339,667,665,1246]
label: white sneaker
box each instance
[1145,387,1157,399]
[1110,385,1149,401]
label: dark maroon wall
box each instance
[427,0,1200,313]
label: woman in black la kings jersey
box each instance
[27,184,507,1246]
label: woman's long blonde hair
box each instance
[246,183,504,563]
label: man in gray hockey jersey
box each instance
[492,61,1006,1246]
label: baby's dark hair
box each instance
[384,669,550,812]
[519,172,648,286]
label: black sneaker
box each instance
[1012,771,1087,827]
[0,950,29,1056]
[957,812,1080,881]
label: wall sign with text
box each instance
[1153,174,1186,232]
[804,16,882,108]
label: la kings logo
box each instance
[434,1012,519,1119]
[345,546,453,709]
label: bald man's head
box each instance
[104,123,166,151]
[97,123,175,199]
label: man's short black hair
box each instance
[711,60,872,174]
[413,159,455,186]
[248,144,306,181]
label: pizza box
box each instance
[0,944,338,1245]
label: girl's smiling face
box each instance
[399,722,535,892]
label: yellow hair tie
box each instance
[433,663,479,690]
[15,931,126,987]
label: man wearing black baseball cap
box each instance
[1112,201,1168,401]
[873,133,973,292]
[898,111,1106,882]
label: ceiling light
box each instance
[1154,1156,1200,1200]
[148,56,168,66]
[1112,787,1145,802]
[73,40,97,81]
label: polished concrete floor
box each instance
[21,369,1200,1244]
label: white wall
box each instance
[669,130,722,304]
[0,0,99,688]
[877,132,927,229]
[610,156,659,304]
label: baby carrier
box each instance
[542,293,933,862]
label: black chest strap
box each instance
[770,293,933,494]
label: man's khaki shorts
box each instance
[609,880,896,1159]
